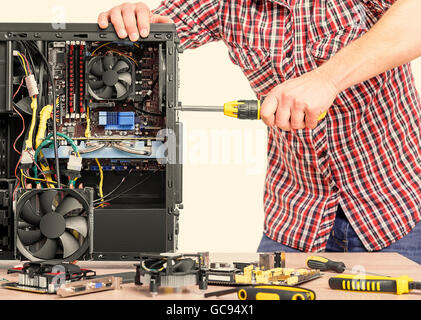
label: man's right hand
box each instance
[98,2,173,42]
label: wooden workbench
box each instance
[0,252,420,300]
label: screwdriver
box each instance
[179,100,327,121]
[306,255,387,277]
[204,285,316,300]
[237,285,316,300]
[306,256,346,273]
[328,274,421,295]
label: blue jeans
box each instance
[257,206,421,265]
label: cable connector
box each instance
[25,74,39,97]
[67,154,82,172]
[20,149,35,169]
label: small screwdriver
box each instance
[306,256,346,273]
[179,100,327,121]
[306,256,387,277]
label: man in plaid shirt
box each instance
[98,1,421,263]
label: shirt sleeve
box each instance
[153,0,222,50]
[362,0,397,20]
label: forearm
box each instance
[319,0,421,93]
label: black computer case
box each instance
[0,23,183,261]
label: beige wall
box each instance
[2,1,420,252]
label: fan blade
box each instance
[20,198,41,225]
[18,229,43,246]
[33,238,58,260]
[18,221,32,228]
[90,59,104,77]
[103,56,115,70]
[65,216,88,238]
[60,231,80,258]
[113,60,130,73]
[173,258,195,273]
[39,190,58,215]
[89,79,104,90]
[55,196,83,216]
[115,82,127,99]
[97,86,114,99]
[118,72,132,86]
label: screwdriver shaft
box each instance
[177,105,224,112]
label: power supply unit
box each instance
[0,23,183,262]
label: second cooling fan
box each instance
[15,188,93,262]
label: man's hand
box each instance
[261,0,421,132]
[98,2,173,42]
[260,69,339,130]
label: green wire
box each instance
[33,132,79,182]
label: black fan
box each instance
[87,55,134,100]
[15,189,91,261]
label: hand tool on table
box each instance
[178,100,327,121]
[204,285,316,300]
[306,255,387,277]
[328,274,421,295]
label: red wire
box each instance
[12,106,25,156]
[20,53,32,75]
[12,157,22,202]
[13,77,25,99]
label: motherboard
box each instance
[43,40,167,172]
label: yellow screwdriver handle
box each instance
[329,274,414,295]
[237,285,316,300]
[224,100,327,121]
[318,111,327,121]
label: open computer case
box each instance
[0,23,183,262]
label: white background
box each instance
[1,0,420,253]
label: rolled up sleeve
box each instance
[153,0,221,50]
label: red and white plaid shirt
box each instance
[155,0,421,252]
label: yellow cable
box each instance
[24,97,38,150]
[20,169,57,185]
[35,104,53,148]
[85,106,91,138]
[95,158,104,207]
[35,104,55,187]
[91,42,111,56]
[17,53,28,76]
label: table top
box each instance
[0,252,420,300]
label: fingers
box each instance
[109,7,128,39]
[261,91,321,131]
[275,94,291,131]
[135,3,151,38]
[290,102,306,130]
[305,111,319,129]
[151,14,174,23]
[98,2,173,42]
[98,12,110,29]
[121,4,141,41]
[260,95,278,127]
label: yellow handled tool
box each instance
[237,285,316,300]
[329,274,421,295]
[179,99,327,121]
[204,285,316,300]
[306,256,346,273]
[306,255,387,277]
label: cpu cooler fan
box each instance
[135,253,209,294]
[86,54,135,101]
[15,188,93,262]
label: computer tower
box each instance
[0,23,183,261]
